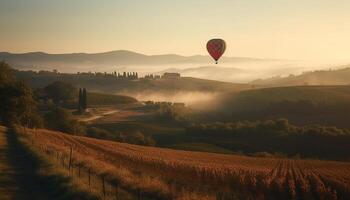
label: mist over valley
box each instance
[2,50,347,83]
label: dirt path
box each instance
[79,109,120,122]
[0,126,96,200]
[0,126,20,199]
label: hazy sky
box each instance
[1,0,350,61]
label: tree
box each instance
[78,88,83,112]
[44,107,85,135]
[0,61,42,127]
[76,87,87,113]
[44,81,76,104]
[124,130,156,146]
[82,88,87,110]
[0,61,16,86]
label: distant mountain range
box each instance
[0,50,274,72]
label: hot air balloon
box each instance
[207,39,226,64]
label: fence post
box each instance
[138,189,141,200]
[68,146,73,171]
[102,175,106,197]
[115,184,119,200]
[216,191,223,200]
[88,168,91,188]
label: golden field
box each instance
[23,128,350,200]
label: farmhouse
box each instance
[162,72,181,79]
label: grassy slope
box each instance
[87,92,137,106]
[0,126,97,200]
[145,77,247,92]
[221,85,350,111]
[87,85,350,154]
[15,70,250,93]
[23,128,350,199]
[168,143,234,154]
[207,85,350,130]
[93,121,184,136]
[242,85,350,102]
[251,66,350,86]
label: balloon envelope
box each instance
[206,39,226,64]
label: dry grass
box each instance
[95,110,147,123]
[0,126,98,200]
[24,128,350,199]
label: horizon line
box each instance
[0,49,287,61]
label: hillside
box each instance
[251,66,350,86]
[226,85,350,108]
[15,70,249,94]
[0,50,268,72]
[22,127,350,200]
[87,92,137,106]
[0,126,96,200]
[215,85,350,128]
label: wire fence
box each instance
[22,127,244,200]
[26,129,158,200]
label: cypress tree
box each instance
[78,88,82,112]
[82,88,87,110]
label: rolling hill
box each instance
[215,85,350,128]
[251,66,350,86]
[216,85,350,113]
[0,126,97,200]
[87,92,138,106]
[20,127,350,200]
[226,85,350,108]
[0,50,269,72]
[14,70,250,95]
[154,66,244,82]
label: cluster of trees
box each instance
[0,63,85,133]
[0,61,42,127]
[0,66,83,134]
[265,100,350,116]
[86,127,155,146]
[112,71,138,80]
[78,71,139,80]
[43,81,76,104]
[44,107,85,135]
[187,118,350,137]
[227,99,350,129]
[39,81,137,108]
[186,119,350,160]
[23,69,141,80]
[144,74,161,79]
[144,101,190,122]
[36,82,86,134]
[0,62,156,146]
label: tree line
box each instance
[78,71,139,80]
[188,119,350,137]
[186,119,350,160]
